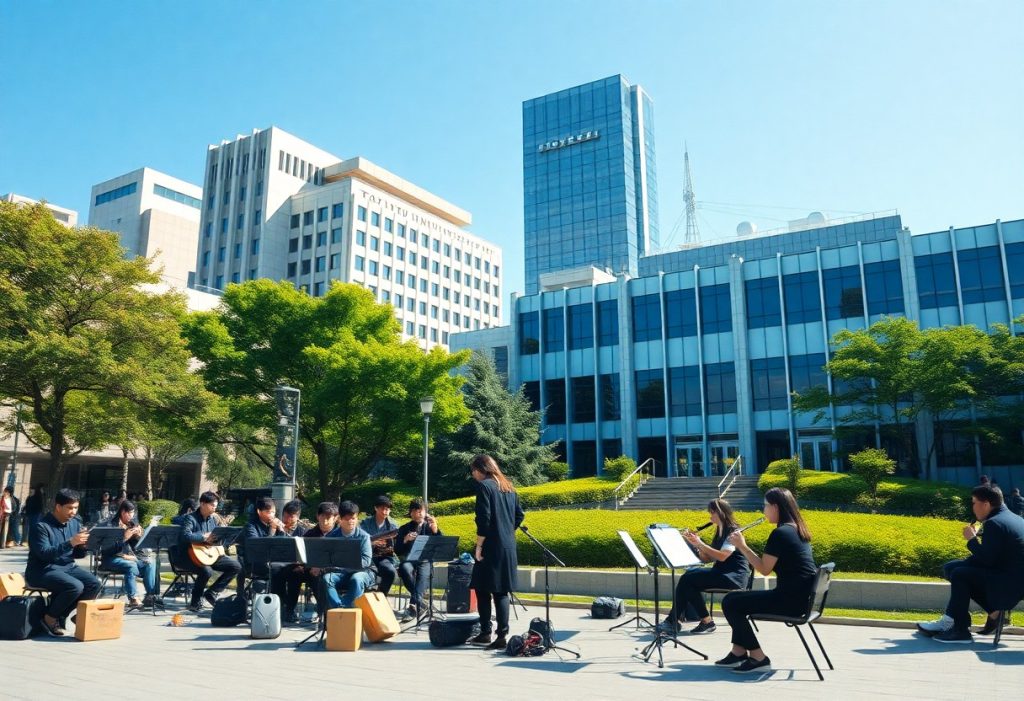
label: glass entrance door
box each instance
[798,436,833,471]
[675,444,704,477]
[708,442,740,477]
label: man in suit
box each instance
[917,484,1024,643]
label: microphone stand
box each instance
[518,526,580,659]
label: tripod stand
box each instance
[518,525,580,659]
[401,535,458,633]
[639,526,707,668]
[611,530,654,632]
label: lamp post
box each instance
[420,395,434,508]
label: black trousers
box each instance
[944,563,992,631]
[476,590,510,637]
[374,557,398,595]
[670,569,741,621]
[722,590,807,651]
[29,565,101,620]
[180,555,241,604]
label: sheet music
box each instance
[406,535,427,561]
[617,530,649,570]
[647,526,701,569]
[295,537,307,564]
[137,516,161,549]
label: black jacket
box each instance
[25,512,89,583]
[967,504,1024,608]
[99,516,142,563]
[394,519,443,559]
[469,478,524,593]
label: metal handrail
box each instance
[717,455,743,498]
[613,458,655,510]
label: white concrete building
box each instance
[88,168,202,290]
[197,127,503,350]
[1,192,78,226]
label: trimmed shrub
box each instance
[603,455,636,481]
[766,457,802,494]
[849,448,896,499]
[136,499,180,525]
[544,461,570,482]
[429,477,620,516]
[432,508,967,577]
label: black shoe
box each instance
[187,602,202,613]
[400,606,417,623]
[41,618,66,637]
[470,632,492,645]
[714,652,748,667]
[977,615,1002,636]
[733,656,772,673]
[689,620,717,635]
[933,628,973,644]
[486,637,508,651]
[203,590,219,607]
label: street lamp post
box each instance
[420,396,434,508]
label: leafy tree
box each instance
[766,457,802,495]
[430,351,557,498]
[0,202,212,486]
[204,443,268,495]
[848,448,896,500]
[182,279,470,501]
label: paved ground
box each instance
[1,548,1021,700]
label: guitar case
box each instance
[250,594,281,639]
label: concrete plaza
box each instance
[1,549,1020,700]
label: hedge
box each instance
[758,470,970,519]
[429,477,621,516]
[136,499,180,525]
[429,508,968,577]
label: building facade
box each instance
[451,213,1024,487]
[2,192,78,226]
[88,168,202,289]
[523,75,658,295]
[196,128,502,350]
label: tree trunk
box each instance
[49,426,66,489]
[145,447,153,501]
[120,447,130,494]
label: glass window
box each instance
[233,243,241,259]
[433,261,440,274]
[597,299,619,346]
[287,262,296,277]
[704,362,736,414]
[567,304,594,350]
[751,357,788,411]
[746,277,782,327]
[782,272,821,324]
[217,246,225,262]
[290,214,300,229]
[355,256,365,271]
[600,373,621,421]
[302,234,312,250]
[915,252,958,309]
[1006,242,1024,299]
[332,203,343,218]
[523,381,541,413]
[370,261,378,275]
[545,380,566,424]
[371,237,379,252]
[864,260,905,315]
[957,246,1004,304]
[315,256,325,273]
[543,308,564,352]
[329,253,339,270]
[384,217,393,233]
[410,252,417,265]
[316,231,327,247]
[384,242,392,256]
[571,376,596,423]
[632,294,662,342]
[433,240,440,253]
[397,223,406,238]
[635,369,665,418]
[396,246,405,261]
[288,237,299,253]
[665,288,697,338]
[669,365,702,417]
[700,283,733,333]
[358,206,367,222]
[314,282,324,297]
[519,311,539,355]
[301,259,311,275]
[356,231,366,245]
[406,321,414,335]
[395,270,404,284]
[303,211,313,226]
[371,212,380,227]
[790,353,827,395]
[220,218,227,234]
[408,274,416,288]
[419,301,426,314]
[822,266,863,320]
[331,228,342,244]
[572,440,597,476]
[317,207,328,223]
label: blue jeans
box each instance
[108,556,158,599]
[399,560,432,608]
[322,570,374,609]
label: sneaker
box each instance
[187,602,203,613]
[656,619,681,635]
[689,620,717,635]
[933,628,973,644]
[733,656,772,673]
[142,594,156,606]
[486,637,508,651]
[127,597,144,609]
[400,606,417,623]
[203,590,219,607]
[916,614,954,637]
[470,632,492,645]
[714,652,749,667]
[977,614,1002,636]
[41,618,66,637]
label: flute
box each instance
[737,517,766,532]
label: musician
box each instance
[394,497,441,622]
[719,487,816,673]
[281,500,307,537]
[100,499,159,608]
[661,498,751,635]
[176,491,242,612]
[90,490,113,526]
[171,498,197,526]
[468,454,524,651]
[321,501,374,609]
[360,494,400,596]
[917,484,1024,642]
[25,488,100,637]
[289,501,340,618]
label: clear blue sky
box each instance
[2,1,1021,306]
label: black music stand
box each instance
[402,535,458,632]
[210,526,243,548]
[140,525,181,612]
[86,527,127,596]
[295,539,364,649]
[639,525,707,668]
[610,530,654,632]
[244,536,302,594]
[519,526,580,659]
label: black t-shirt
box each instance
[763,523,816,598]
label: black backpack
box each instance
[428,615,480,647]
[590,596,626,619]
[527,617,553,648]
[0,595,45,640]
[210,594,247,627]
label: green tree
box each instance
[848,448,896,501]
[204,443,268,495]
[766,457,802,495]
[0,202,211,486]
[182,279,470,501]
[431,350,557,498]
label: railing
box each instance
[717,455,744,498]
[613,458,655,510]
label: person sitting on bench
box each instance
[25,488,101,637]
[917,484,1024,643]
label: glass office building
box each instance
[523,75,658,295]
[452,213,1024,486]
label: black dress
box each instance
[470,478,525,593]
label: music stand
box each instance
[139,525,181,611]
[402,535,458,632]
[519,526,580,659]
[639,525,707,668]
[210,526,243,548]
[244,537,303,592]
[295,539,364,649]
[86,527,126,595]
[610,530,654,632]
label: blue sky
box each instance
[2,1,1021,304]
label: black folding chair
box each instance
[992,598,1021,648]
[748,562,835,681]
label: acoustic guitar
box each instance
[189,543,227,567]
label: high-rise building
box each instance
[2,192,78,226]
[196,127,503,350]
[523,75,658,295]
[88,168,202,289]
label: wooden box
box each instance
[74,599,124,641]
[325,608,362,651]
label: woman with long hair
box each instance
[468,454,524,650]
[662,498,751,635]
[718,487,816,673]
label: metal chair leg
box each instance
[794,625,824,681]
[808,623,834,670]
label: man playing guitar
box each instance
[176,491,241,612]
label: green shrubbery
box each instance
[602,455,635,481]
[758,469,968,519]
[431,508,967,577]
[544,461,570,482]
[765,457,802,494]
[136,499,180,524]
[429,477,620,516]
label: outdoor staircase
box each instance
[618,475,763,511]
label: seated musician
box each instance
[100,499,160,608]
[281,500,307,537]
[917,484,1024,643]
[360,494,400,596]
[175,491,242,612]
[25,488,100,637]
[660,498,751,635]
[295,501,339,616]
[322,500,374,609]
[240,496,292,599]
[394,498,441,622]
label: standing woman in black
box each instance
[469,454,524,650]
[718,487,817,673]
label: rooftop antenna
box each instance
[683,144,700,245]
